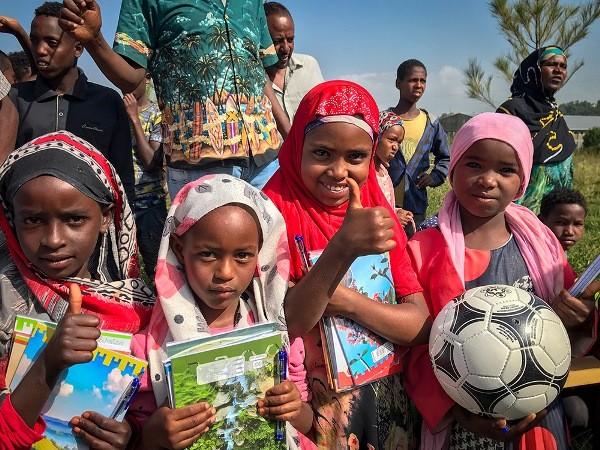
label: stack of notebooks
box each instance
[317,252,404,392]
[163,323,286,450]
[7,315,147,450]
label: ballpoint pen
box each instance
[111,377,141,419]
[294,235,312,273]
[275,348,288,441]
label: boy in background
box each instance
[123,75,166,280]
[539,187,587,252]
[384,59,450,236]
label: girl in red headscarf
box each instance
[263,80,430,449]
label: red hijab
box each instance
[263,80,418,296]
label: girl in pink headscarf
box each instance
[403,112,597,450]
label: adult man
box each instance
[264,2,323,123]
[5,3,134,201]
[385,59,450,236]
[60,0,291,198]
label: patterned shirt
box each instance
[113,0,281,169]
[132,102,165,208]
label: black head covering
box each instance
[497,46,575,165]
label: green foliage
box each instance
[583,127,600,148]
[559,99,600,115]
[462,0,600,107]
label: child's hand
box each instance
[123,93,138,120]
[257,380,303,422]
[140,401,216,450]
[552,287,595,329]
[334,178,396,258]
[395,208,414,227]
[70,411,131,450]
[416,172,435,189]
[450,404,547,442]
[42,283,100,380]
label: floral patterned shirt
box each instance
[113,0,280,169]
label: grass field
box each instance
[425,151,600,274]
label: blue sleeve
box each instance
[428,120,450,187]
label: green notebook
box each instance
[167,327,285,450]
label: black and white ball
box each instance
[429,285,571,420]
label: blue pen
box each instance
[275,349,288,441]
[164,360,175,408]
[294,235,312,273]
[111,377,141,419]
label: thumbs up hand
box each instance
[42,284,101,382]
[332,177,397,260]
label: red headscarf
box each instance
[263,80,419,296]
[0,132,154,334]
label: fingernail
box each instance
[501,426,510,434]
[70,417,79,425]
[211,408,216,415]
[82,412,90,419]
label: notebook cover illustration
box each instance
[7,316,133,386]
[168,329,285,450]
[10,323,146,450]
[314,251,402,391]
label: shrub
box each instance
[583,127,600,148]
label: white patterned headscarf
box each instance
[144,174,290,404]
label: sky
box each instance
[2,0,599,117]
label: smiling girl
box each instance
[263,80,430,449]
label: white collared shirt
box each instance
[272,53,324,123]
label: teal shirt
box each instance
[114,0,280,169]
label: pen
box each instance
[164,360,175,408]
[294,235,312,273]
[275,349,288,441]
[111,377,141,419]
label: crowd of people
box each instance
[0,1,598,450]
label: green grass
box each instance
[425,151,600,274]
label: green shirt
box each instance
[114,0,280,169]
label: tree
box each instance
[559,99,600,115]
[463,0,600,109]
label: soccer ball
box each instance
[429,285,571,420]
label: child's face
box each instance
[452,139,523,221]
[541,204,585,251]
[171,205,260,321]
[376,125,404,164]
[396,67,427,103]
[301,122,372,207]
[12,176,112,279]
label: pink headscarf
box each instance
[438,112,564,302]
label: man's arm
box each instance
[264,78,290,139]
[60,0,146,92]
[0,17,37,76]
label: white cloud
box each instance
[339,71,398,111]
[437,66,465,96]
[103,368,133,394]
[58,381,74,397]
[337,66,491,117]
[92,386,103,400]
